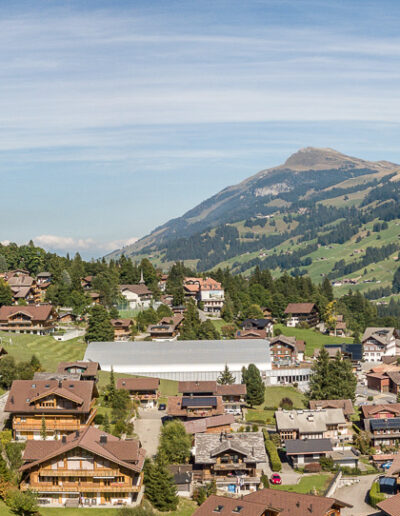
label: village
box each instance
[0,263,400,516]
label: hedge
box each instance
[368,481,385,508]
[265,440,281,471]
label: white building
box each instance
[119,284,153,310]
[362,327,400,362]
[84,339,271,382]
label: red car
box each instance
[270,474,282,485]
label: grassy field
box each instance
[97,371,178,397]
[0,332,87,371]
[0,498,197,516]
[246,386,306,424]
[274,324,353,357]
[271,473,333,495]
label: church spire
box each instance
[139,268,145,284]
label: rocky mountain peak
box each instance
[283,147,356,171]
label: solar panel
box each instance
[370,417,400,431]
[182,396,217,408]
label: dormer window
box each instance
[213,506,224,513]
[31,384,36,388]
[45,384,50,388]
[26,398,30,403]
[233,507,243,514]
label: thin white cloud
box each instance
[33,235,138,255]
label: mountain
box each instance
[108,147,400,298]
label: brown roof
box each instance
[377,492,400,515]
[179,381,218,394]
[388,452,400,475]
[270,335,305,352]
[183,414,235,434]
[120,284,152,296]
[5,379,97,415]
[309,399,354,417]
[216,384,247,396]
[110,318,132,328]
[116,377,159,391]
[20,426,145,474]
[245,488,351,515]
[7,275,34,287]
[284,302,316,314]
[192,495,272,516]
[57,361,100,378]
[167,396,225,417]
[0,304,54,322]
[362,403,400,419]
[235,329,267,339]
[387,371,400,385]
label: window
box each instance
[213,506,224,513]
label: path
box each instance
[336,476,378,516]
[132,407,163,458]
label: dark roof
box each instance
[245,488,352,516]
[284,303,316,314]
[285,438,333,455]
[20,426,145,474]
[370,417,400,431]
[0,304,54,322]
[5,379,97,415]
[242,318,273,329]
[342,343,363,361]
[116,377,159,391]
[181,396,217,408]
[309,399,354,417]
[57,361,100,378]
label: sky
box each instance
[2,0,400,258]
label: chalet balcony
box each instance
[13,422,83,431]
[21,483,142,493]
[193,474,260,485]
[213,463,251,471]
[39,469,121,477]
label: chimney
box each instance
[58,380,62,388]
[75,430,80,438]
[100,435,107,444]
[62,435,67,443]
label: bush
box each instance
[94,413,104,425]
[264,432,282,472]
[304,463,321,473]
[252,424,259,432]
[279,397,293,410]
[261,473,270,488]
[319,456,334,471]
[5,489,39,515]
[368,481,385,508]
[367,396,374,401]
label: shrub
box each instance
[264,438,282,472]
[94,413,104,425]
[279,397,293,410]
[5,489,39,515]
[319,456,334,471]
[368,481,385,508]
[261,473,270,488]
[252,424,259,432]
[304,462,321,473]
[367,396,374,401]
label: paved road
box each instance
[132,408,163,458]
[336,476,378,516]
[0,392,9,430]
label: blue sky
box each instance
[2,0,400,257]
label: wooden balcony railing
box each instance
[39,469,121,477]
[21,483,142,493]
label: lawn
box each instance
[97,371,178,397]
[246,386,306,424]
[271,473,333,495]
[274,324,353,357]
[0,498,197,516]
[0,332,87,371]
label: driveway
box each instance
[336,475,378,516]
[133,408,163,458]
[0,392,9,430]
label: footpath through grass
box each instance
[246,385,306,424]
[274,324,353,357]
[0,332,87,371]
[271,473,333,495]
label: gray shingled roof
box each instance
[194,433,267,465]
[285,438,332,455]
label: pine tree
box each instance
[85,304,114,342]
[159,421,191,464]
[103,413,111,433]
[217,365,235,385]
[105,366,116,404]
[242,364,264,407]
[308,348,331,400]
[321,277,334,301]
[0,280,12,307]
[145,452,178,511]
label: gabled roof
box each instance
[245,488,352,515]
[179,381,217,394]
[20,426,145,474]
[57,361,100,378]
[377,492,400,516]
[111,318,132,328]
[0,304,54,322]
[362,327,396,345]
[362,403,400,419]
[183,414,235,434]
[284,303,316,314]
[216,384,247,396]
[309,399,354,417]
[120,284,152,296]
[168,396,225,417]
[192,495,272,516]
[5,379,97,414]
[116,377,159,391]
[194,433,266,464]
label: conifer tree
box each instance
[308,348,331,400]
[242,364,264,406]
[85,304,114,342]
[40,417,47,440]
[217,365,235,385]
[144,451,178,511]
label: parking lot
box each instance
[132,407,163,458]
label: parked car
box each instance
[158,403,166,411]
[226,408,241,416]
[270,474,282,485]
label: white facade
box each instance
[84,339,271,382]
[120,289,152,310]
[200,288,225,313]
